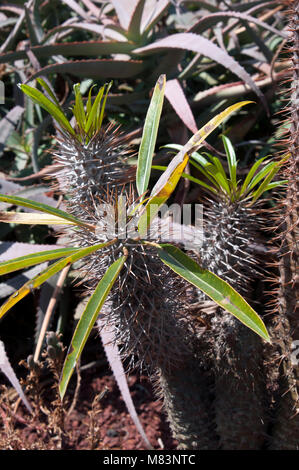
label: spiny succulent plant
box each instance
[160,137,287,449]
[0,77,271,451]
[266,0,299,449]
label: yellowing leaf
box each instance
[138,153,188,236]
[137,101,252,236]
[0,212,77,225]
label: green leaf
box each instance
[163,145,221,189]
[210,156,230,195]
[127,0,146,41]
[36,78,60,106]
[152,165,217,194]
[138,153,189,236]
[0,42,135,64]
[251,165,281,203]
[0,247,81,276]
[222,135,237,187]
[26,60,145,82]
[73,83,86,132]
[246,161,277,192]
[239,156,268,196]
[85,84,105,135]
[261,180,288,191]
[0,194,89,229]
[0,241,114,320]
[156,244,270,343]
[136,74,166,199]
[97,81,112,131]
[185,101,253,156]
[160,101,252,196]
[18,84,75,136]
[59,254,127,399]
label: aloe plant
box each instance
[0,77,270,449]
[0,0,287,155]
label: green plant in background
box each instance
[154,135,288,449]
[0,0,288,179]
[0,77,271,450]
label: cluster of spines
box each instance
[53,126,196,373]
[53,123,129,210]
[266,0,299,449]
[190,197,269,449]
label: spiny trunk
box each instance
[268,0,299,449]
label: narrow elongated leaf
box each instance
[189,11,287,38]
[138,101,251,235]
[136,74,166,198]
[36,78,60,106]
[240,156,268,195]
[152,101,252,198]
[0,242,59,262]
[163,144,221,189]
[134,33,266,107]
[138,153,188,236]
[0,194,89,228]
[85,85,105,135]
[157,244,270,342]
[24,5,40,46]
[0,247,80,276]
[141,0,170,35]
[165,79,197,134]
[73,83,86,132]
[0,41,135,64]
[222,135,237,186]
[59,255,127,399]
[0,211,78,226]
[61,0,90,20]
[0,9,25,53]
[152,164,218,193]
[110,0,139,30]
[0,264,48,299]
[251,165,282,203]
[26,60,146,82]
[97,82,112,132]
[99,320,153,449]
[127,0,146,40]
[0,340,32,413]
[246,161,277,192]
[0,242,112,319]
[19,84,75,136]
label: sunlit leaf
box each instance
[0,211,78,226]
[36,78,60,106]
[152,165,217,194]
[0,241,114,320]
[156,244,270,342]
[138,153,188,236]
[59,254,127,399]
[136,74,166,199]
[18,84,75,136]
[0,194,90,229]
[222,135,237,186]
[0,247,81,276]
[240,156,268,196]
